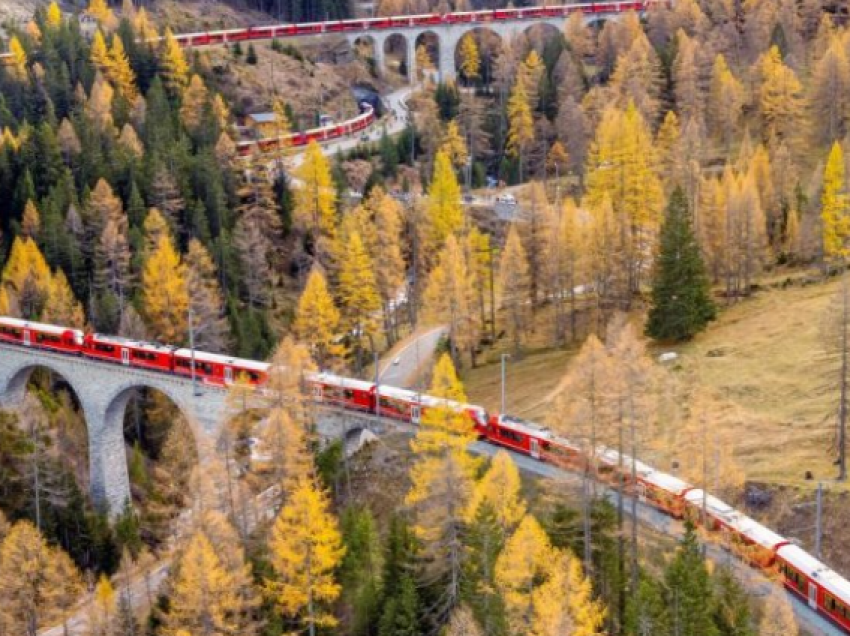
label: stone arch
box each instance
[352,34,380,75]
[383,32,411,80]
[453,26,504,87]
[414,30,440,82]
[522,21,564,51]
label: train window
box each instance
[176,359,191,369]
[344,389,355,399]
[95,343,115,353]
[37,333,60,343]
[499,429,523,443]
[0,326,22,338]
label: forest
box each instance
[1,0,850,633]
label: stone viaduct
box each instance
[344,11,616,83]
[0,343,381,515]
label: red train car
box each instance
[309,373,375,411]
[173,349,269,387]
[778,544,850,632]
[0,317,83,353]
[82,334,176,371]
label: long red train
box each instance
[1,314,849,632]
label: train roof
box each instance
[778,544,850,601]
[683,489,735,516]
[173,348,270,372]
[313,372,375,392]
[733,516,787,550]
[0,317,83,336]
[642,470,691,495]
[92,333,177,353]
[497,414,553,439]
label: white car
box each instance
[496,193,517,205]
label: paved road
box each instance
[379,326,446,387]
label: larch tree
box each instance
[1,237,52,319]
[294,141,338,264]
[294,267,343,368]
[810,36,850,146]
[86,0,116,27]
[265,478,345,636]
[43,270,85,328]
[548,197,585,343]
[466,450,525,533]
[180,74,209,133]
[494,514,564,636]
[163,530,259,636]
[370,190,406,344]
[757,45,803,145]
[90,574,116,636]
[109,34,137,100]
[87,74,115,133]
[21,200,40,239]
[338,230,381,368]
[498,224,531,352]
[585,102,664,297]
[441,120,470,172]
[406,355,478,626]
[426,150,464,251]
[90,29,111,73]
[416,43,435,82]
[672,30,703,124]
[0,521,83,636]
[646,186,716,341]
[707,54,744,155]
[506,79,534,182]
[46,1,62,28]
[549,334,612,570]
[185,239,230,353]
[8,36,27,81]
[160,28,190,92]
[142,234,189,344]
[446,605,484,636]
[459,35,480,84]
[822,142,850,263]
[422,235,478,365]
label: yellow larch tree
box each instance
[494,514,564,636]
[109,35,137,100]
[271,96,293,168]
[87,73,115,133]
[46,1,62,28]
[707,54,744,155]
[1,237,52,318]
[90,30,111,73]
[822,141,850,262]
[0,521,84,636]
[585,102,664,295]
[163,530,258,636]
[426,149,464,250]
[185,239,229,352]
[142,234,188,343]
[757,45,803,145]
[160,28,189,93]
[133,7,158,41]
[441,119,469,171]
[466,450,525,532]
[180,74,209,132]
[294,266,343,368]
[446,605,485,636]
[338,229,381,359]
[506,78,534,181]
[294,141,337,264]
[422,234,478,365]
[87,0,116,28]
[43,270,85,328]
[263,406,314,490]
[518,49,544,112]
[91,574,116,636]
[265,478,345,636]
[118,123,144,158]
[370,190,405,343]
[8,36,28,81]
[415,44,434,82]
[499,224,531,352]
[459,34,480,83]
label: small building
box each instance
[245,112,281,139]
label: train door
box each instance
[530,438,540,460]
[23,329,31,346]
[637,482,647,502]
[411,405,421,425]
[808,583,818,610]
[312,384,323,402]
[224,367,233,385]
[121,348,130,365]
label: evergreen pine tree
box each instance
[646,186,716,342]
[664,522,719,636]
[713,566,755,636]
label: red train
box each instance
[2,313,849,633]
[236,104,375,157]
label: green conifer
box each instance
[646,186,716,342]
